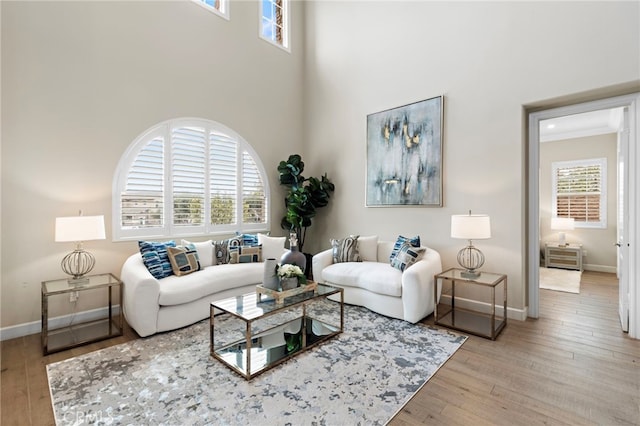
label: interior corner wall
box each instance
[540,134,618,271]
[0,1,305,330]
[302,1,640,314]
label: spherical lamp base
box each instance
[456,244,485,279]
[61,248,95,285]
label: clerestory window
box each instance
[191,0,229,20]
[260,0,289,50]
[113,118,269,241]
[552,158,607,229]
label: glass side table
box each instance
[434,268,507,340]
[41,273,123,355]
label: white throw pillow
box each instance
[357,235,379,262]
[181,239,214,267]
[258,233,286,260]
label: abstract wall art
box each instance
[366,96,444,207]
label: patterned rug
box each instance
[47,304,466,425]
[539,266,581,293]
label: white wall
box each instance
[303,1,640,314]
[2,1,639,332]
[540,133,618,271]
[1,1,305,330]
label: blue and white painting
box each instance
[366,96,443,206]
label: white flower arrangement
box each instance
[277,264,307,284]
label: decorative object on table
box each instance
[451,211,491,278]
[256,280,318,304]
[54,212,106,285]
[551,217,575,247]
[277,154,335,252]
[262,258,280,290]
[366,95,444,207]
[277,263,307,290]
[280,232,307,272]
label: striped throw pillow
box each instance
[331,235,362,263]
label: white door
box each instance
[617,107,630,332]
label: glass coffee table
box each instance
[210,283,343,380]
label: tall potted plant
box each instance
[278,154,335,252]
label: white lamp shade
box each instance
[551,217,575,231]
[55,215,106,242]
[451,214,491,240]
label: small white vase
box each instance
[263,258,279,290]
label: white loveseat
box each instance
[312,239,442,323]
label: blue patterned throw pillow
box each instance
[167,245,201,276]
[229,245,263,264]
[389,235,421,263]
[139,240,176,279]
[235,232,260,247]
[390,242,426,272]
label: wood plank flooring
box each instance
[1,271,638,425]
[392,271,640,425]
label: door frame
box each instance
[527,93,640,339]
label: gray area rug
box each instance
[47,304,466,425]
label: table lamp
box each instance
[55,213,106,284]
[551,217,575,247]
[451,211,491,278]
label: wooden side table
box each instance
[41,273,123,355]
[434,268,507,340]
[545,243,583,271]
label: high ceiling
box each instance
[540,108,623,143]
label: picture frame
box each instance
[366,96,444,207]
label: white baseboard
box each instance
[0,305,121,341]
[583,264,617,274]
[439,295,527,321]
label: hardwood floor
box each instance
[1,271,638,425]
[392,271,640,425]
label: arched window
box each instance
[113,118,270,241]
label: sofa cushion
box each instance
[389,235,421,263]
[258,233,286,260]
[236,233,260,246]
[390,243,425,272]
[213,242,228,264]
[138,240,176,279]
[331,235,361,263]
[181,239,214,267]
[357,235,379,262]
[158,262,263,306]
[229,245,262,264]
[167,245,201,276]
[321,261,402,297]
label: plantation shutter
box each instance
[121,137,164,229]
[172,127,206,226]
[242,151,267,224]
[210,132,237,225]
[554,159,604,225]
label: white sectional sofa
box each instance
[121,252,264,337]
[312,239,442,323]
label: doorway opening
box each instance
[527,93,639,339]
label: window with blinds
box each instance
[261,0,288,50]
[552,158,607,229]
[114,119,270,240]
